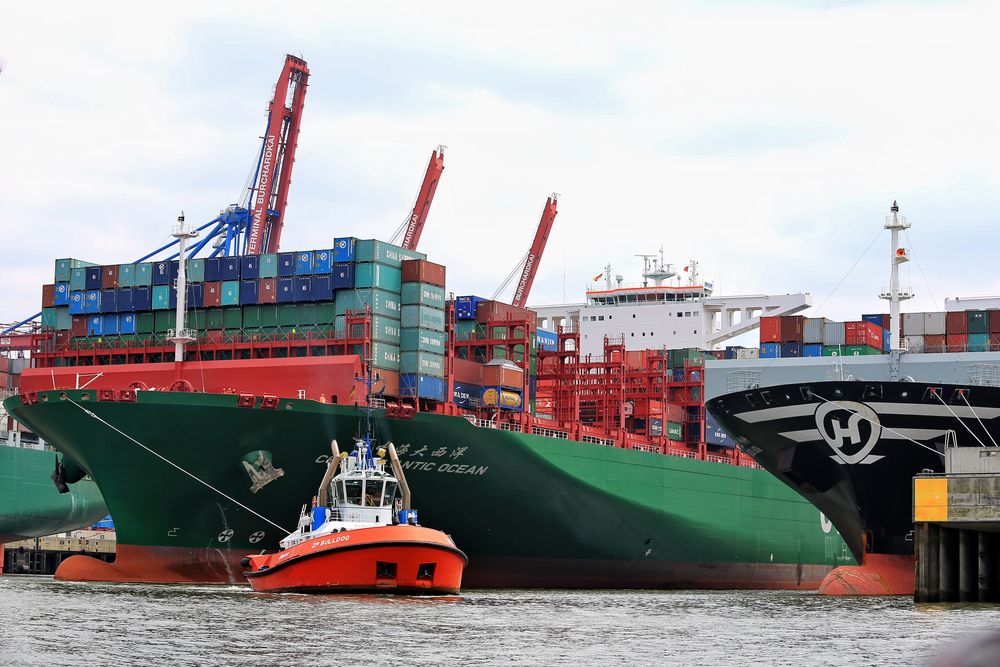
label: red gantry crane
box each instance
[392,146,446,251]
[245,54,310,255]
[506,194,559,308]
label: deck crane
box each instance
[3,54,310,335]
[390,146,446,250]
[491,194,559,308]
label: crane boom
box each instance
[401,147,446,251]
[511,194,559,309]
[246,54,310,255]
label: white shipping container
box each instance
[902,312,924,336]
[924,312,946,336]
[904,335,924,353]
[823,321,846,346]
[736,348,760,360]
[803,318,828,344]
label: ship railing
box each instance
[705,453,732,465]
[368,396,387,410]
[666,448,697,460]
[531,426,569,440]
[581,435,615,447]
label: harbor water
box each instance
[3,577,1000,666]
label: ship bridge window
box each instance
[364,480,384,507]
[344,479,363,505]
[599,316,605,321]
[383,481,399,506]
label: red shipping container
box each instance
[101,265,119,289]
[0,356,8,373]
[476,300,535,324]
[779,316,805,342]
[990,310,1000,334]
[71,315,87,337]
[401,259,446,287]
[55,331,71,347]
[204,329,224,344]
[454,358,483,385]
[759,316,781,343]
[990,333,1000,351]
[482,363,524,389]
[946,311,967,334]
[204,282,222,307]
[946,333,967,353]
[41,284,55,308]
[258,278,277,304]
[924,334,946,353]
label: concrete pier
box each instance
[914,448,1000,603]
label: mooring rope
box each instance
[930,391,988,448]
[957,392,999,448]
[64,395,291,533]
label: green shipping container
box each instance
[41,307,57,329]
[70,268,87,291]
[243,305,262,328]
[259,304,279,327]
[205,309,224,330]
[334,315,346,338]
[152,285,171,310]
[56,307,72,330]
[154,310,174,333]
[335,289,401,318]
[186,258,205,283]
[260,254,278,279]
[843,344,882,356]
[400,328,447,354]
[315,302,336,325]
[297,303,318,325]
[401,350,445,377]
[118,264,136,288]
[349,316,400,345]
[455,320,482,340]
[188,309,206,331]
[136,312,154,334]
[353,342,400,371]
[278,304,299,326]
[822,345,845,356]
[353,239,426,267]
[668,348,704,369]
[401,304,445,332]
[666,421,683,441]
[354,263,402,291]
[134,263,153,287]
[401,282,446,309]
[223,307,242,329]
[968,310,989,335]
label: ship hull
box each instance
[707,380,1000,594]
[0,444,107,544]
[5,390,854,588]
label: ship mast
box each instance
[168,213,198,362]
[879,201,913,352]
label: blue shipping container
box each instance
[294,277,312,302]
[332,263,353,289]
[68,291,85,314]
[453,381,482,409]
[312,275,334,301]
[100,289,117,313]
[969,332,990,352]
[102,314,119,335]
[204,257,222,282]
[760,342,780,358]
[456,295,486,320]
[779,342,801,358]
[186,283,204,309]
[54,283,70,306]
[87,315,103,336]
[333,237,355,262]
[116,288,134,312]
[221,281,240,306]
[220,257,240,281]
[862,313,885,327]
[802,343,822,357]
[85,267,102,290]
[84,290,101,313]
[240,255,259,279]
[240,280,259,305]
[705,413,734,448]
[278,252,297,277]
[119,313,137,335]
[883,329,891,352]
[152,261,176,286]
[277,277,295,303]
[536,329,558,351]
[133,286,152,311]
[400,374,447,402]
[312,250,333,274]
[295,251,313,275]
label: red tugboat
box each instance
[243,432,467,594]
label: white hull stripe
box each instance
[866,403,1000,419]
[733,404,816,423]
[779,428,951,443]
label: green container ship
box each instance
[5,389,853,587]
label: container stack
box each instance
[399,259,448,403]
[758,315,804,358]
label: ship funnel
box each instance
[386,442,411,510]
[316,439,341,506]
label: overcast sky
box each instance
[3,1,999,331]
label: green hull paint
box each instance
[0,445,107,543]
[6,391,854,587]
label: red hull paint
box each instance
[55,544,252,584]
[246,525,466,594]
[817,553,915,596]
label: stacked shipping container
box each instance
[398,259,448,402]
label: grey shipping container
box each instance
[803,318,828,344]
[902,312,924,336]
[904,336,925,353]
[924,311,946,335]
[822,320,846,346]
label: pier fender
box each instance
[817,554,915,596]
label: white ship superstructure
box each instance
[532,249,811,357]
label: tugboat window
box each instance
[345,479,363,505]
[383,481,399,506]
[364,480,384,507]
